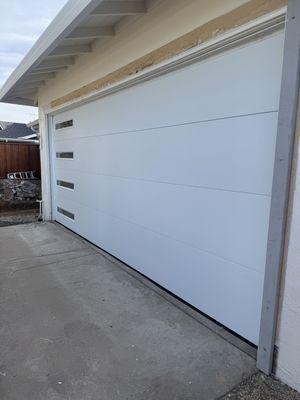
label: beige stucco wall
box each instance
[38,0,249,108]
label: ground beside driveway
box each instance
[0,222,257,399]
[221,372,300,399]
[0,208,39,227]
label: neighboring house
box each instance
[0,121,39,141]
[1,0,300,392]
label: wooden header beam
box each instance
[91,1,146,16]
[37,58,75,70]
[25,73,56,82]
[48,45,92,57]
[66,26,115,39]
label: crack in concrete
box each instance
[9,252,98,275]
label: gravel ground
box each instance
[0,209,40,227]
[221,373,300,400]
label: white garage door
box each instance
[52,31,284,344]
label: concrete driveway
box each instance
[0,222,256,400]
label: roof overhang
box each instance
[0,0,147,106]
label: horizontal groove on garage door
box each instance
[53,110,278,142]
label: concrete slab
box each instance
[0,222,256,400]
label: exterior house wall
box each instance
[276,99,300,392]
[37,0,300,392]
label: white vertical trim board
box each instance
[258,0,300,375]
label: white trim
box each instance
[258,0,300,374]
[47,7,287,115]
[40,111,54,220]
[49,115,57,221]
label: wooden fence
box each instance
[0,141,40,179]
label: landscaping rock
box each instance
[0,179,41,210]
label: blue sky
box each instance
[0,0,68,123]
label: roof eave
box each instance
[0,0,105,105]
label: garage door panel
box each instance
[55,112,278,195]
[53,33,283,141]
[53,30,284,344]
[55,197,263,344]
[56,171,271,272]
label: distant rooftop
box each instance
[0,121,39,140]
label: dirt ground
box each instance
[0,209,40,227]
[221,372,300,400]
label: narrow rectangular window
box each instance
[57,207,75,220]
[56,152,73,159]
[55,120,73,130]
[57,180,74,190]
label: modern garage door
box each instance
[52,31,284,344]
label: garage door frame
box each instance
[42,5,298,375]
